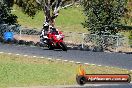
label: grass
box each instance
[0,53,131,88]
[12,5,87,33]
[12,2,131,33]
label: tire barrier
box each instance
[0,36,90,51]
[20,29,40,35]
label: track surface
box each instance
[65,84,132,88]
[0,43,132,88]
[0,43,132,70]
[11,83,132,88]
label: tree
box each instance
[0,0,18,37]
[4,0,14,7]
[15,0,41,17]
[129,31,132,47]
[35,0,77,27]
[81,0,128,35]
[81,0,128,50]
[0,0,17,25]
[15,0,76,27]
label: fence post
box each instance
[81,33,85,49]
[19,26,22,40]
[116,36,119,52]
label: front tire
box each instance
[60,42,67,51]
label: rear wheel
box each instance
[48,44,54,50]
[47,39,54,50]
[60,42,67,51]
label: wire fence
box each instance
[82,33,131,52]
[0,24,20,36]
[0,24,132,52]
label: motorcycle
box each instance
[40,30,68,51]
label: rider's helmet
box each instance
[50,27,59,35]
[43,22,49,31]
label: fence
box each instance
[82,33,130,52]
[0,24,20,36]
[0,24,131,52]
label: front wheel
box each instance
[60,42,67,51]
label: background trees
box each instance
[14,0,76,27]
[0,0,17,25]
[81,0,128,35]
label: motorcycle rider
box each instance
[40,22,49,44]
[40,0,62,44]
[40,23,59,44]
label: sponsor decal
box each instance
[76,65,131,85]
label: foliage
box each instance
[81,0,128,35]
[12,5,86,32]
[3,0,14,7]
[129,31,132,47]
[14,0,74,17]
[121,0,132,26]
[0,1,17,25]
[15,0,41,17]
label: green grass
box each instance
[0,54,77,88]
[12,5,87,33]
[0,53,131,88]
[12,3,131,33]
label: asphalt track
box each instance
[64,84,132,88]
[10,83,132,88]
[0,43,132,70]
[0,43,132,88]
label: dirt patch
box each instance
[14,34,39,43]
[116,47,132,52]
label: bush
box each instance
[0,1,18,37]
[0,1,18,25]
[81,0,127,35]
[129,31,132,47]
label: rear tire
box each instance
[60,42,67,51]
[47,39,54,50]
[48,44,54,50]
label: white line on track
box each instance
[76,62,81,64]
[84,63,89,65]
[105,66,109,67]
[69,61,74,63]
[56,59,61,61]
[40,57,44,58]
[24,55,28,57]
[98,65,102,66]
[47,58,52,60]
[0,52,4,54]
[33,56,37,58]
[63,60,68,62]
[8,53,12,55]
[16,54,20,56]
[122,69,127,71]
[91,64,96,66]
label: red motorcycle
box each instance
[43,30,68,51]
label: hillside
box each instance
[12,5,87,33]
